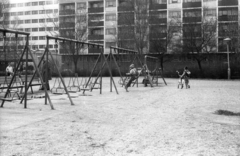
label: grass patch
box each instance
[215,110,240,116]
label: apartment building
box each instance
[0,0,59,53]
[1,0,239,55]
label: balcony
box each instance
[149,18,167,25]
[183,32,201,38]
[218,0,238,6]
[88,35,104,40]
[150,33,167,39]
[88,21,104,27]
[59,22,75,29]
[183,17,201,23]
[183,2,201,8]
[218,15,238,22]
[149,4,167,10]
[118,6,134,12]
[88,7,104,13]
[59,9,75,15]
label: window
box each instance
[203,0,216,1]
[91,29,103,35]
[10,4,16,7]
[106,14,116,21]
[106,0,116,7]
[39,19,45,23]
[39,1,45,5]
[25,20,31,23]
[39,28,45,31]
[39,10,45,14]
[25,28,31,32]
[219,9,238,16]
[106,28,116,35]
[18,28,24,31]
[39,36,46,40]
[77,3,86,9]
[46,1,53,5]
[47,27,53,31]
[11,12,16,16]
[205,9,216,16]
[25,11,31,15]
[32,45,38,49]
[158,12,167,18]
[32,28,38,32]
[47,18,53,22]
[169,11,181,18]
[54,27,58,31]
[18,12,24,16]
[46,10,53,14]
[32,36,38,40]
[169,0,181,3]
[39,45,45,49]
[54,0,58,4]
[183,0,201,2]
[25,2,31,6]
[54,9,58,13]
[49,45,53,48]
[11,21,17,24]
[18,20,24,24]
[32,2,38,6]
[4,21,10,25]
[32,19,38,23]
[153,0,167,4]
[17,3,24,7]
[184,10,201,17]
[54,18,58,22]
[106,42,116,48]
[32,11,38,15]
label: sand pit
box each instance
[0,78,240,156]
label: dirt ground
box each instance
[0,77,240,156]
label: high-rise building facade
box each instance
[0,0,59,53]
[1,0,239,54]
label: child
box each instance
[6,63,14,77]
[125,64,137,92]
[178,66,191,89]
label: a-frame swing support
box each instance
[0,28,54,109]
[83,45,119,94]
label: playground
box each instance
[0,77,240,156]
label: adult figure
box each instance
[40,60,51,90]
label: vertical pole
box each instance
[227,44,231,79]
[15,33,18,70]
[45,38,49,104]
[100,49,102,94]
[110,48,112,92]
[24,35,29,108]
[3,32,6,75]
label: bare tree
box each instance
[180,8,217,76]
[58,6,88,73]
[149,17,182,70]
[0,0,25,68]
[118,0,149,54]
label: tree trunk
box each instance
[196,59,204,78]
[73,60,78,74]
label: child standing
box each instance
[178,66,191,89]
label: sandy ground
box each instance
[0,77,240,156]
